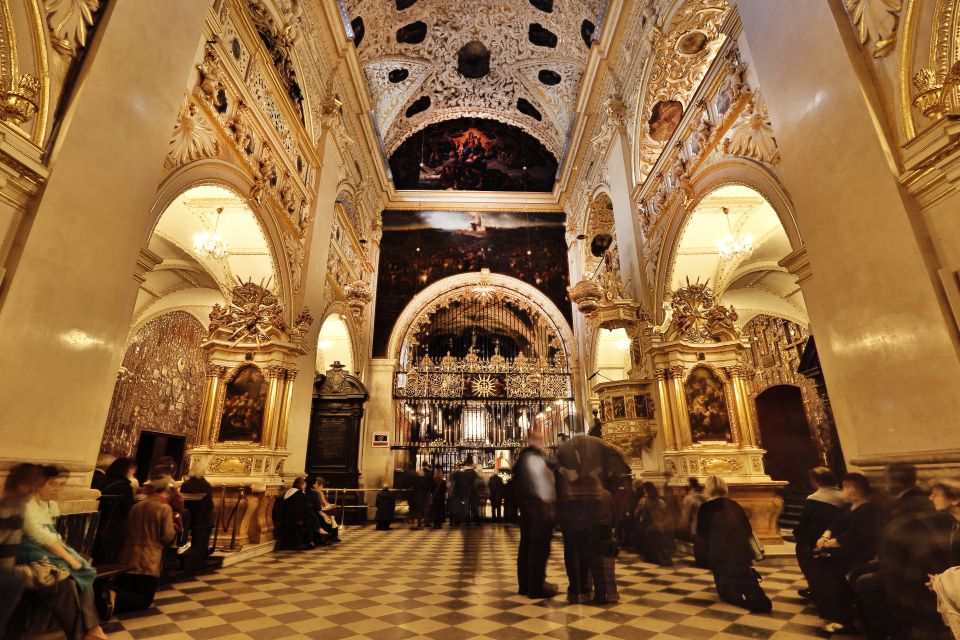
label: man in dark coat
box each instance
[514,431,557,599]
[555,433,630,604]
[279,477,314,549]
[375,486,396,530]
[489,474,505,522]
[854,463,947,640]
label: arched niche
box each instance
[662,181,807,327]
[316,310,357,375]
[131,182,281,340]
[592,327,631,384]
[151,159,293,314]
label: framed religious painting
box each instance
[612,396,626,419]
[684,366,732,443]
[217,364,268,443]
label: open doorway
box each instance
[134,430,187,484]
[755,385,820,488]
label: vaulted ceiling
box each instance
[343,0,604,162]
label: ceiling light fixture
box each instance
[193,207,229,259]
[716,206,753,260]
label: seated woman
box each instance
[17,465,107,640]
[792,466,844,599]
[112,469,176,613]
[808,472,881,634]
[306,476,340,543]
[697,475,771,614]
[634,482,674,566]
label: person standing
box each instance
[793,467,845,599]
[113,470,177,613]
[430,469,447,530]
[555,432,630,604]
[180,462,214,566]
[514,430,557,599]
[489,473,505,522]
[697,475,771,613]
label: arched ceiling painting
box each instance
[344,0,603,191]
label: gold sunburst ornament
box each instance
[472,375,497,397]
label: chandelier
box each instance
[716,206,753,260]
[193,207,229,259]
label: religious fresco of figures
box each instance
[373,210,570,356]
[218,365,269,443]
[684,366,733,443]
[389,119,558,192]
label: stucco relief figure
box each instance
[684,366,732,443]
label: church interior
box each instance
[2,0,960,639]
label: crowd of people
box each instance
[0,456,214,639]
[6,448,960,640]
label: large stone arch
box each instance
[150,159,291,312]
[387,272,578,367]
[654,157,802,313]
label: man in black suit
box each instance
[514,431,557,599]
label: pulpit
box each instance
[308,362,369,488]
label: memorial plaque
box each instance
[315,416,350,464]
[307,364,369,488]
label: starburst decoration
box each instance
[472,375,497,397]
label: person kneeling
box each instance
[375,486,396,530]
[112,469,177,613]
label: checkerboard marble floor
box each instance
[102,524,829,640]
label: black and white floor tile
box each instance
[102,524,827,640]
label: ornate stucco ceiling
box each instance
[343,0,604,162]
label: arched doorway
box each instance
[755,385,820,487]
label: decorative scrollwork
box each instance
[667,277,739,343]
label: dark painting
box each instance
[634,394,649,419]
[684,366,732,443]
[373,210,570,356]
[612,397,626,419]
[389,118,558,192]
[218,364,268,443]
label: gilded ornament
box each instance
[667,278,739,343]
[724,96,780,165]
[843,0,902,58]
[44,0,100,57]
[0,74,41,125]
[166,101,220,169]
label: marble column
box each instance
[734,0,960,465]
[0,2,212,487]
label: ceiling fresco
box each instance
[343,0,605,181]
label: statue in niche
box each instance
[218,364,268,442]
[684,366,732,443]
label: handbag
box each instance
[14,560,70,592]
[749,531,765,562]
